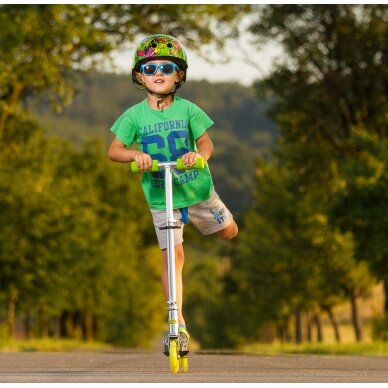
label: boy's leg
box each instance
[189,191,238,240]
[217,219,238,240]
[161,243,185,325]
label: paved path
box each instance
[0,350,387,383]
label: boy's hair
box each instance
[132,34,188,90]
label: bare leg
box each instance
[217,219,238,240]
[161,243,185,325]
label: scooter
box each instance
[131,157,205,373]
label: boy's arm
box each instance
[182,132,214,166]
[108,137,152,170]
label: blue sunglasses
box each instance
[140,62,179,76]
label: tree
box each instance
[249,5,387,311]
[0,115,165,344]
[0,3,252,344]
[235,155,374,344]
[330,129,388,312]
[0,4,251,138]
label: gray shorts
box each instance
[150,190,233,250]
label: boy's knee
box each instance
[217,221,238,240]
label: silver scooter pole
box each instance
[164,163,179,339]
[130,157,205,349]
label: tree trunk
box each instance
[60,311,76,338]
[306,312,312,343]
[350,290,363,342]
[53,317,60,339]
[39,307,49,338]
[84,312,94,342]
[24,309,32,340]
[325,306,341,343]
[312,312,323,342]
[294,307,303,344]
[261,321,275,343]
[278,319,291,343]
[7,286,18,339]
[383,280,388,313]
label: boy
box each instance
[108,34,238,354]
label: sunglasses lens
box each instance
[160,64,175,74]
[142,64,157,75]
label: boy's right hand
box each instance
[133,151,153,171]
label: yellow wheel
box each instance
[169,339,179,374]
[180,356,189,373]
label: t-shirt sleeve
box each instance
[189,103,214,140]
[110,110,138,146]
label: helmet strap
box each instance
[145,83,178,111]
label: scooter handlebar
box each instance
[177,157,205,170]
[130,159,159,173]
[130,157,205,173]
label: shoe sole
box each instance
[179,332,189,355]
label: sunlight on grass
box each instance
[1,337,387,356]
[0,338,113,352]
[243,342,388,356]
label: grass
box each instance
[242,341,388,357]
[0,338,113,352]
[1,337,387,357]
[1,314,386,356]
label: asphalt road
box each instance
[0,350,387,383]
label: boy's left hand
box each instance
[182,152,201,166]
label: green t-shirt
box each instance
[110,96,215,210]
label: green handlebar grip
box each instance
[130,160,159,172]
[176,157,205,170]
[151,160,160,172]
[131,158,204,172]
[130,161,139,173]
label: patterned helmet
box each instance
[132,34,188,89]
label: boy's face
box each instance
[137,60,183,94]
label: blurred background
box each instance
[0,4,387,352]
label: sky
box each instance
[104,1,364,86]
[107,28,283,87]
[110,43,281,87]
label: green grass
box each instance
[2,337,387,357]
[0,338,113,352]
[243,342,388,356]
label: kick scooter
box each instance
[131,156,205,374]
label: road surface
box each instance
[0,350,387,383]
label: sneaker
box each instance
[179,327,190,356]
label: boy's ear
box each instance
[176,70,185,84]
[135,71,145,85]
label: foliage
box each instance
[236,4,387,345]
[0,4,251,136]
[234,156,374,344]
[371,314,388,342]
[330,129,388,296]
[250,5,387,145]
[0,3,256,348]
[183,239,249,349]
[0,113,164,345]
[1,4,386,350]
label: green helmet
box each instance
[132,34,188,89]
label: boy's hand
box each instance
[133,151,153,171]
[182,152,201,166]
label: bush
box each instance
[371,314,388,341]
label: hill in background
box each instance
[29,71,277,215]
